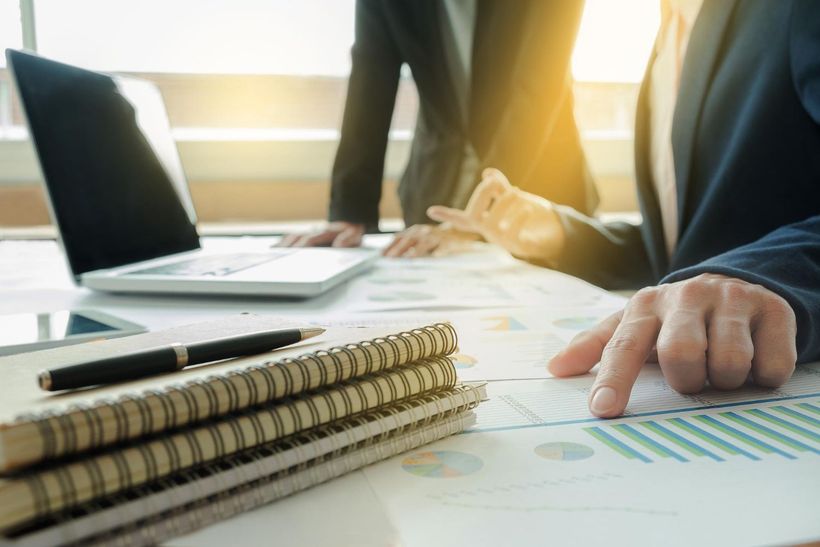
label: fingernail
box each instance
[590,386,617,416]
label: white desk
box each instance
[1,237,818,547]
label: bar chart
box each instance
[585,402,820,463]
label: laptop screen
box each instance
[7,50,200,277]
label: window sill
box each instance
[0,128,634,185]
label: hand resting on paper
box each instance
[384,168,566,260]
[277,220,478,257]
[382,223,482,257]
[277,221,366,248]
[548,274,798,418]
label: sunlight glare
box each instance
[572,0,661,83]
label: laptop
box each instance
[6,49,377,297]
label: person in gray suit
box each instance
[281,0,597,251]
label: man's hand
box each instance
[548,274,798,418]
[382,223,481,257]
[277,221,365,248]
[426,168,565,262]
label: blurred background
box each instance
[0,0,659,228]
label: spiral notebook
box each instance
[0,355,461,532]
[7,385,485,546]
[0,314,458,472]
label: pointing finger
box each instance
[589,290,661,417]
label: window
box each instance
[0,0,661,225]
[573,0,660,84]
[0,2,22,134]
[0,2,23,68]
[34,0,355,75]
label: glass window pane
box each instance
[572,0,660,83]
[0,2,23,67]
[34,0,355,75]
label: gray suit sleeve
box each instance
[329,0,403,229]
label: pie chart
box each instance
[484,316,528,331]
[401,450,483,478]
[552,317,599,331]
[534,442,595,461]
[451,353,477,369]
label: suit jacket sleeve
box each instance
[540,206,655,291]
[662,0,820,362]
[329,0,403,229]
[478,1,585,186]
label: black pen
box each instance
[38,327,325,391]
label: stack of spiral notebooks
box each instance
[0,314,484,546]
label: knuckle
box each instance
[600,318,657,359]
[717,317,749,333]
[657,339,707,365]
[708,345,754,370]
[595,365,632,389]
[604,334,640,353]
[720,280,754,303]
[622,316,659,332]
[675,278,709,304]
[754,358,796,387]
[760,295,796,324]
[629,287,660,309]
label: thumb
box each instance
[427,206,475,233]
[548,311,623,377]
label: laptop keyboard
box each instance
[129,252,286,277]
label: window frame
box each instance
[0,0,639,223]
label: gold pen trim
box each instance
[299,327,326,340]
[171,343,189,370]
[37,370,52,391]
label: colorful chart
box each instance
[534,442,595,461]
[585,403,820,464]
[484,316,528,332]
[552,317,600,331]
[368,291,435,302]
[451,353,477,369]
[401,450,483,478]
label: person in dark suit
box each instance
[427,0,820,416]
[281,0,597,250]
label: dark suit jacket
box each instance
[329,0,598,228]
[552,0,820,362]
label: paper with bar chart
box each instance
[363,362,820,547]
